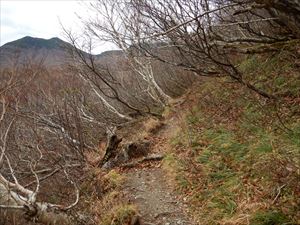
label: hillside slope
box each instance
[80,44,300,225]
[161,81,299,224]
[158,48,300,223]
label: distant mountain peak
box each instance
[0,36,74,67]
[0,36,122,68]
[1,36,69,50]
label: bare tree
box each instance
[63,28,174,120]
[76,0,298,100]
[0,63,82,225]
[75,1,173,106]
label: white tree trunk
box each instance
[146,64,172,104]
[0,184,71,225]
[78,72,132,120]
[113,33,172,106]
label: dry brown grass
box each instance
[143,117,165,135]
[160,73,300,225]
[79,167,138,225]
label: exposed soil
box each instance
[123,167,193,225]
[122,115,194,225]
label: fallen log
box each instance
[121,154,165,168]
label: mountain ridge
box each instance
[0,36,123,68]
[0,36,70,50]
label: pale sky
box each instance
[0,0,116,53]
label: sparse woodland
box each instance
[0,1,299,225]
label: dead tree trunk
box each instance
[100,127,122,167]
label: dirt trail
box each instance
[122,117,194,225]
[124,167,193,225]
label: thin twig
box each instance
[272,184,286,204]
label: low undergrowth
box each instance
[80,168,138,225]
[163,48,300,225]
